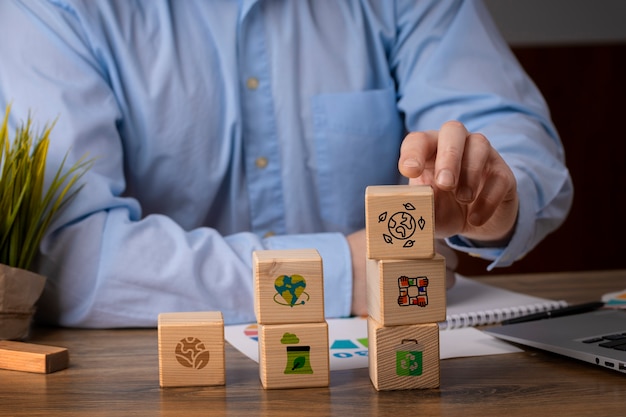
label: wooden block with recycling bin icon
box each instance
[365,185,434,260]
[367,317,440,391]
[253,249,325,325]
[258,322,329,389]
[158,311,225,388]
[367,254,446,326]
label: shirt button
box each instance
[246,77,259,90]
[255,156,268,169]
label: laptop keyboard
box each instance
[582,333,626,351]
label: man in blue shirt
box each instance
[0,0,572,328]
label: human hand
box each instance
[398,121,518,245]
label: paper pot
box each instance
[0,263,47,340]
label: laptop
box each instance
[484,309,626,374]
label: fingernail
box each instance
[457,186,473,202]
[436,169,455,187]
[403,158,420,168]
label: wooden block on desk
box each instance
[367,318,440,391]
[258,322,329,389]
[253,249,325,325]
[367,254,446,326]
[158,311,225,388]
[0,341,69,374]
[365,185,434,260]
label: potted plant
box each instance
[0,105,92,340]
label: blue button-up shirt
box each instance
[0,0,572,327]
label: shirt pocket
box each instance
[311,87,403,233]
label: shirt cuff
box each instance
[263,232,353,318]
[446,175,536,271]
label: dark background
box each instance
[458,43,626,276]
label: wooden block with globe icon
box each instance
[253,249,325,325]
[258,322,329,389]
[158,311,225,388]
[365,185,434,260]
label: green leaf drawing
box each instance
[291,356,306,371]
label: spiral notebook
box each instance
[441,275,568,330]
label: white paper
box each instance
[224,317,521,370]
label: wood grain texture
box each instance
[158,311,225,388]
[0,340,68,374]
[253,249,325,325]
[366,185,434,260]
[368,318,440,391]
[258,322,329,389]
[367,254,446,326]
[1,270,625,416]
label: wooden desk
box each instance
[1,270,625,416]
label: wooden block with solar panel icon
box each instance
[253,248,330,389]
[365,184,444,391]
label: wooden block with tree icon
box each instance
[367,318,440,391]
[253,249,325,325]
[365,185,434,260]
[258,322,329,389]
[367,254,446,326]
[158,311,225,388]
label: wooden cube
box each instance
[253,249,325,325]
[0,341,69,374]
[367,254,446,326]
[365,185,434,260]
[368,318,440,391]
[258,322,329,389]
[158,311,225,388]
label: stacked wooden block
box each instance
[365,185,445,391]
[253,249,330,389]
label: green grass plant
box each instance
[0,105,92,270]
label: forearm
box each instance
[36,207,353,328]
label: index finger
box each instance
[433,121,469,191]
[398,130,438,179]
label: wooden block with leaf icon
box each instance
[258,322,329,389]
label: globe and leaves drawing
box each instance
[378,201,426,249]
